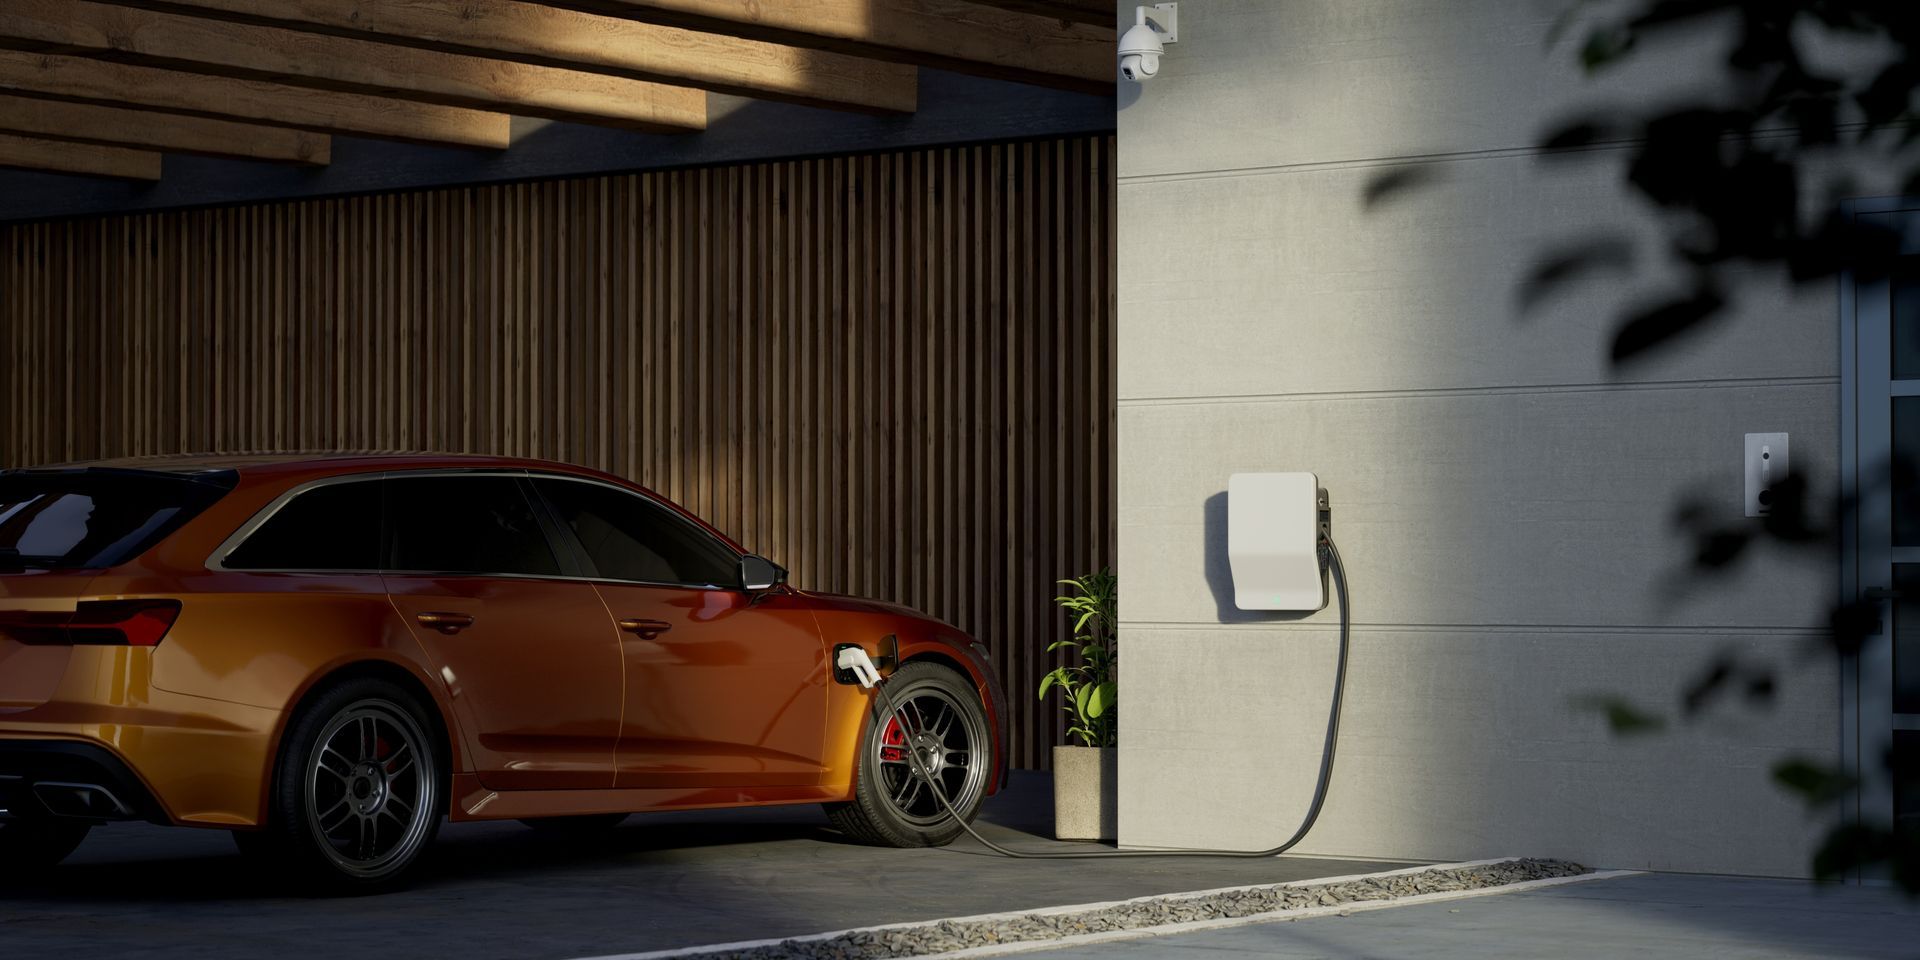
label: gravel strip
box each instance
[693,858,1588,960]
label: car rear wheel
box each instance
[252,677,443,893]
[0,819,89,869]
[825,662,993,848]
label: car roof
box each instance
[12,451,592,478]
[5,452,748,558]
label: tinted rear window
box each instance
[0,470,235,570]
[223,480,383,571]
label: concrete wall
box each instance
[1115,0,1854,876]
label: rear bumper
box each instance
[0,645,283,827]
[0,740,168,823]
[0,706,278,828]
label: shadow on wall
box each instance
[1201,490,1322,625]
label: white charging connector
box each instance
[836,645,881,688]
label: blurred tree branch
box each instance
[1370,0,1920,890]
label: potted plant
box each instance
[1039,569,1117,841]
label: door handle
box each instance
[618,618,672,640]
[416,612,475,635]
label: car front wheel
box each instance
[825,661,993,847]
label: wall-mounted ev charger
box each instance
[1228,472,1329,612]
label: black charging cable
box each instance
[869,534,1351,859]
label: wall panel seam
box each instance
[1117,376,1841,407]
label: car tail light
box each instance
[0,600,182,646]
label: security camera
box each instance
[1118,25,1162,81]
[1119,5,1176,83]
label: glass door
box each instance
[1844,198,1920,856]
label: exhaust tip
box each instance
[32,781,134,819]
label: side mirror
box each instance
[740,554,786,592]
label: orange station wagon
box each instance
[0,454,1004,890]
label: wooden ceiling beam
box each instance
[0,93,328,164]
[99,0,914,114]
[0,131,160,179]
[0,0,703,132]
[0,0,706,134]
[528,0,1114,94]
[962,1,1111,28]
[0,51,510,149]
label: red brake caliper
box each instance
[880,717,909,763]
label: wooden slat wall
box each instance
[0,135,1115,770]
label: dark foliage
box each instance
[1563,0,1916,890]
[1519,237,1637,311]
[1361,166,1446,208]
[1534,2,1918,364]
[1370,0,1920,890]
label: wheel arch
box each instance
[892,645,1006,796]
[251,655,461,828]
[900,648,971,680]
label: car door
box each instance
[382,472,623,792]
[526,475,830,789]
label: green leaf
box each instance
[1773,758,1858,809]
[1808,823,1900,887]
[1085,681,1116,719]
[1574,694,1665,737]
[1542,0,1594,50]
[1579,26,1634,73]
[1047,568,1121,744]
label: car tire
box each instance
[254,677,444,894]
[0,819,90,869]
[517,814,628,836]
[825,661,994,848]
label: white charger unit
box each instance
[1228,473,1326,611]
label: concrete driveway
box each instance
[1022,871,1920,960]
[0,773,1398,960]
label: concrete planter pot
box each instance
[1051,745,1117,841]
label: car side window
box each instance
[531,478,738,588]
[384,475,561,577]
[223,479,382,571]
